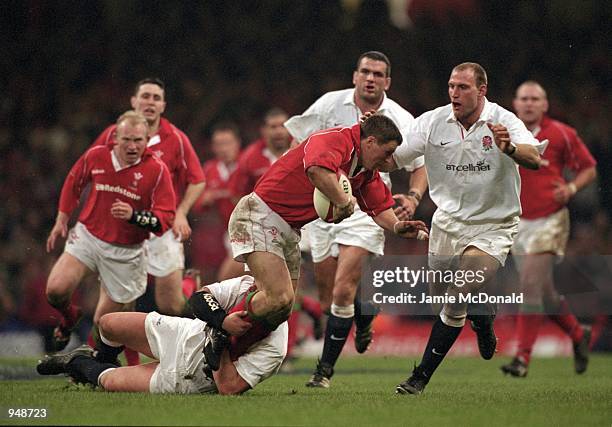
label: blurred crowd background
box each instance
[0,1,610,351]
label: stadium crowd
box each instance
[1,1,610,352]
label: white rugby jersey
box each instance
[393,99,547,222]
[284,88,425,185]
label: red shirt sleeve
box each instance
[564,130,597,173]
[150,160,177,236]
[355,172,394,217]
[58,148,96,214]
[303,131,351,173]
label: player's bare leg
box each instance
[313,257,337,313]
[92,288,137,365]
[224,251,296,360]
[217,256,246,281]
[45,253,91,351]
[99,362,158,392]
[154,270,186,316]
[98,312,154,358]
[245,251,295,317]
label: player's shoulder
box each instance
[544,116,578,137]
[485,100,521,125]
[241,139,266,160]
[315,89,353,109]
[415,104,450,125]
[161,118,191,144]
[381,96,415,121]
[86,144,111,159]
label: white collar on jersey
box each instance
[262,147,279,165]
[216,161,237,181]
[147,134,161,147]
[344,89,390,114]
[111,149,142,172]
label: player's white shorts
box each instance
[512,208,569,257]
[145,312,216,394]
[307,208,384,263]
[228,193,301,280]
[144,229,185,277]
[428,209,519,271]
[65,222,146,304]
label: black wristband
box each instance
[128,210,161,232]
[189,291,227,330]
[506,144,517,157]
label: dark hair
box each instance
[134,77,165,96]
[356,51,391,77]
[263,107,288,124]
[211,121,241,140]
[360,114,402,145]
[452,63,488,87]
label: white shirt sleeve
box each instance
[205,276,255,311]
[284,95,329,142]
[234,323,288,388]
[501,110,548,154]
[402,155,425,172]
[393,111,432,169]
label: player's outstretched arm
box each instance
[373,208,429,240]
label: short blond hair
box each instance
[453,62,488,87]
[116,110,149,131]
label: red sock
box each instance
[124,348,140,366]
[300,296,322,319]
[227,287,275,360]
[286,311,300,358]
[548,299,583,343]
[516,313,544,364]
[182,276,197,298]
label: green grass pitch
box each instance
[1,355,611,426]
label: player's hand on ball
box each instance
[393,220,429,240]
[333,196,356,224]
[221,311,252,336]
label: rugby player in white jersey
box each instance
[37,275,287,395]
[390,63,546,395]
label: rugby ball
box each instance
[313,173,352,222]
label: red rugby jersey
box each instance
[93,118,204,207]
[58,144,176,245]
[254,124,393,228]
[520,116,596,219]
[228,138,279,198]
